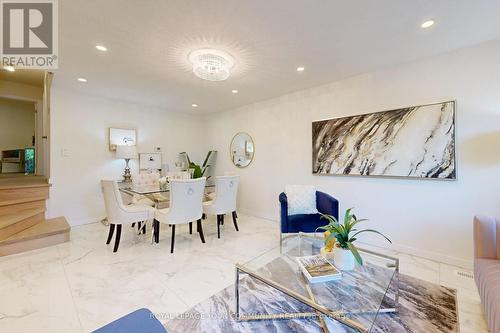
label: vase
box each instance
[333,247,355,271]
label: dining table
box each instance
[118,181,216,238]
[118,181,216,209]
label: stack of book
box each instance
[296,255,342,283]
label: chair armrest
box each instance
[473,215,498,259]
[316,191,339,220]
[279,192,289,233]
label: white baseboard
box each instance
[239,209,473,270]
[238,208,278,223]
[358,240,473,270]
[47,214,105,227]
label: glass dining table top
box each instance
[118,181,215,195]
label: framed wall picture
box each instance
[312,101,456,179]
[109,128,137,151]
[139,153,162,172]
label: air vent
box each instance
[455,270,474,279]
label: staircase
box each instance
[0,176,70,257]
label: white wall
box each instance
[0,98,36,153]
[0,80,43,101]
[48,88,205,225]
[205,39,500,268]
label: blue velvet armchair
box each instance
[279,191,339,237]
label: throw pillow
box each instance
[285,185,318,215]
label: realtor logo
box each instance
[1,0,58,68]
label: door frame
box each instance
[0,71,51,177]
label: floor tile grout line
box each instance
[57,244,86,333]
[155,277,191,315]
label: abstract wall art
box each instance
[312,101,456,179]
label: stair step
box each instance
[0,200,46,228]
[0,200,46,215]
[0,210,46,241]
[0,176,48,189]
[0,217,70,257]
[3,216,70,244]
[0,186,49,207]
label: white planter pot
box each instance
[333,247,355,271]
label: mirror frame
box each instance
[230,132,255,168]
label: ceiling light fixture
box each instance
[3,65,15,72]
[77,78,87,82]
[421,19,435,29]
[191,104,198,108]
[231,89,238,94]
[188,48,235,81]
[296,66,305,72]
[96,45,108,52]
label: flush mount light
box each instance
[188,48,235,81]
[296,66,305,72]
[191,104,198,108]
[77,78,87,82]
[3,65,15,72]
[421,19,435,29]
[231,89,238,94]
[95,45,108,52]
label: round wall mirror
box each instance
[230,132,254,168]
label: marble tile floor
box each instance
[0,215,489,333]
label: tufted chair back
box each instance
[131,173,160,186]
[166,178,206,224]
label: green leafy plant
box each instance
[180,151,215,179]
[316,208,391,266]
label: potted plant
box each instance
[179,151,215,179]
[316,208,391,271]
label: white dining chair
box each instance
[206,171,238,201]
[129,173,160,232]
[130,173,156,214]
[153,177,206,253]
[101,180,154,252]
[131,173,168,206]
[203,175,240,239]
[165,171,190,180]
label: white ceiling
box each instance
[54,0,500,113]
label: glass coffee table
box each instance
[234,234,399,333]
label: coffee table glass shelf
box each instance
[235,234,399,333]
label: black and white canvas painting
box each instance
[312,101,456,179]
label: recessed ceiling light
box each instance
[95,45,108,52]
[3,65,15,72]
[421,19,435,29]
[231,89,238,94]
[296,66,305,72]
[77,78,87,82]
[191,104,198,108]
